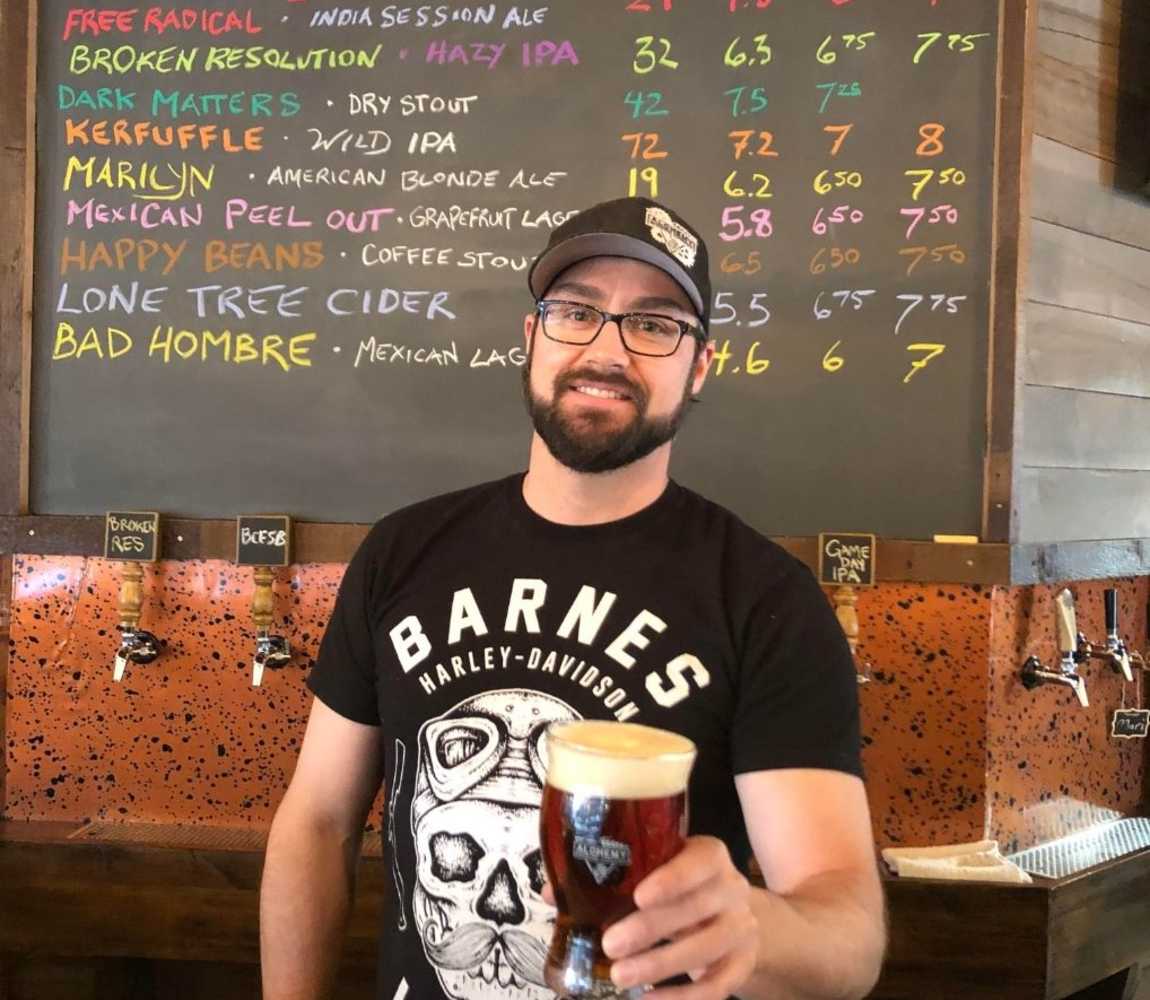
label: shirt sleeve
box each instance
[305,529,382,727]
[731,561,863,778]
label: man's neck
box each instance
[521,435,672,526]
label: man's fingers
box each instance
[643,948,755,1000]
[603,879,731,958]
[633,837,731,908]
[610,917,730,990]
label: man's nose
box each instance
[582,317,632,367]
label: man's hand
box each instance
[600,836,760,1000]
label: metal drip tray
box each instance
[1005,818,1150,880]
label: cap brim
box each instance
[528,233,705,319]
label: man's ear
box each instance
[523,312,539,350]
[691,338,716,397]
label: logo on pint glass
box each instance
[572,836,631,885]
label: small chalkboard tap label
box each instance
[1111,709,1149,740]
[104,511,162,683]
[236,516,292,687]
[1020,589,1090,708]
[818,533,876,685]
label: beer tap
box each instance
[1074,589,1134,682]
[235,515,293,687]
[251,565,291,687]
[1020,588,1089,707]
[817,533,877,686]
[113,561,161,683]
[830,585,871,684]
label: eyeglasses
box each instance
[535,299,704,358]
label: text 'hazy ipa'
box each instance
[540,720,696,1000]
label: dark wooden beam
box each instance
[0,0,33,516]
[0,515,372,565]
[0,514,1015,582]
[873,872,1049,1000]
[0,822,382,968]
[7,515,1150,584]
[982,0,1036,544]
[6,823,1150,1000]
[873,846,1150,1000]
[1047,848,1150,997]
[0,555,10,820]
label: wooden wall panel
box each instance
[1031,136,1150,250]
[1017,467,1150,542]
[1028,220,1150,326]
[1032,0,1150,163]
[1025,301,1150,396]
[1021,0,1150,546]
[1037,0,1116,42]
[1032,27,1120,161]
[1020,385,1150,469]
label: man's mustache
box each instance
[422,922,549,985]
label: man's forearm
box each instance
[740,869,886,1000]
[260,810,362,1000]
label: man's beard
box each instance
[520,336,696,474]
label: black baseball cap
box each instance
[528,196,712,332]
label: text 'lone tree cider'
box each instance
[540,720,696,1000]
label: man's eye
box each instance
[633,317,675,336]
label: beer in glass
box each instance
[540,720,696,999]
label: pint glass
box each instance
[540,720,696,999]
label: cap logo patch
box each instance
[645,207,698,268]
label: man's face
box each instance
[520,257,714,474]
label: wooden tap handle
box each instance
[1104,588,1118,635]
[1055,589,1078,657]
[252,565,275,632]
[832,585,859,656]
[118,561,144,630]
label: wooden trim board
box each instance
[0,0,33,516]
[0,514,1016,583]
[982,0,1037,544]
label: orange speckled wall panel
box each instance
[986,579,1148,853]
[856,583,991,848]
[4,557,1146,853]
[5,555,384,828]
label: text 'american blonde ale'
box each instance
[540,720,696,999]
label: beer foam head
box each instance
[545,721,696,798]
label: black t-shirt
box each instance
[306,472,861,1000]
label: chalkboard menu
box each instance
[31,1,1000,539]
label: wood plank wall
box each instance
[1018,0,1150,543]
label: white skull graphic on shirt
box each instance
[410,689,580,1000]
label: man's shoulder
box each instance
[359,474,516,549]
[673,480,808,586]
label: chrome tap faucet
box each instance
[1021,656,1090,707]
[1073,589,1135,683]
[114,625,161,682]
[1019,589,1089,707]
[253,629,291,688]
[111,560,162,682]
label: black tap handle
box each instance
[1104,589,1118,634]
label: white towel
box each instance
[881,841,1032,884]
